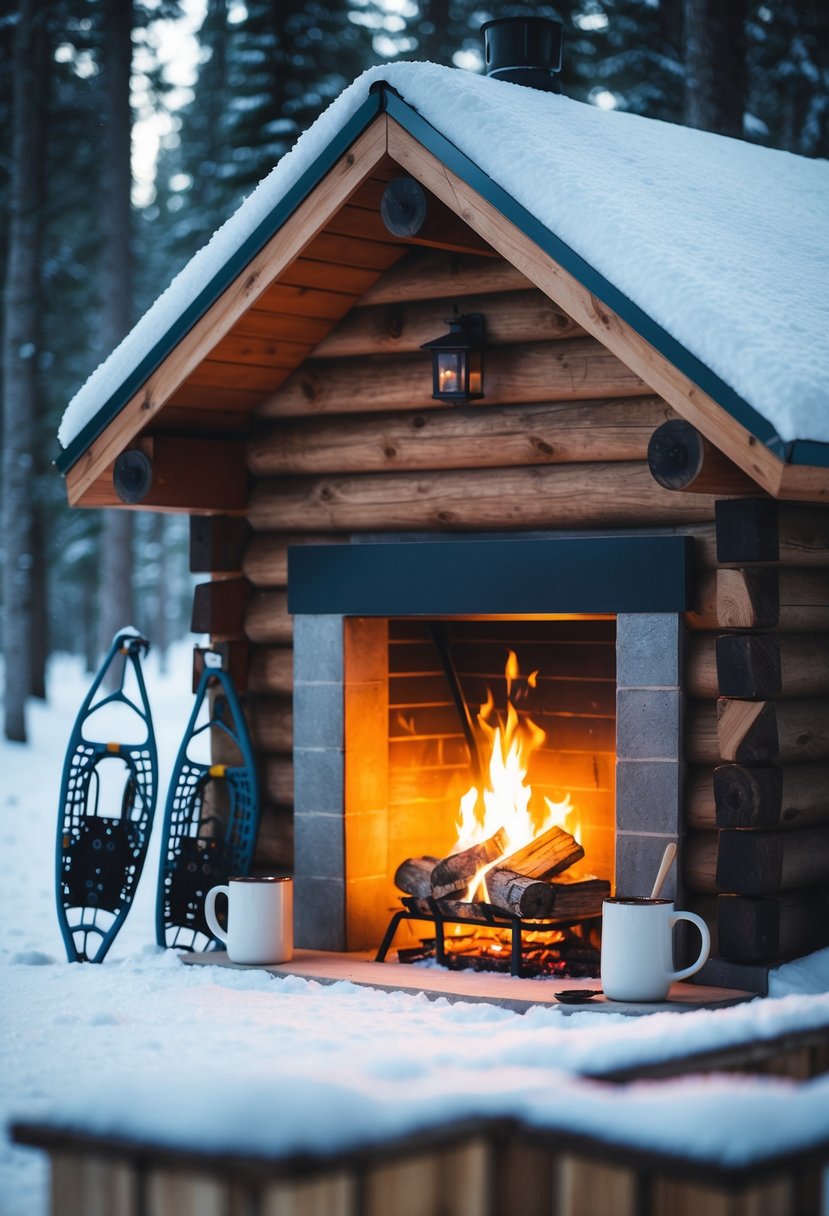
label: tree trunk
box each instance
[2,0,47,740]
[96,0,135,673]
[683,0,747,138]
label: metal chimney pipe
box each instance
[482,16,564,93]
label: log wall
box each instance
[237,246,718,878]
[204,242,827,967]
[683,497,829,965]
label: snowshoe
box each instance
[56,630,158,963]
[156,650,259,951]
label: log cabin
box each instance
[55,27,829,996]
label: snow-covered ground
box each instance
[2,647,829,1215]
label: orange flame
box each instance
[452,651,580,900]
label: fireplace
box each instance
[288,534,689,958]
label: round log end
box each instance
[647,419,704,491]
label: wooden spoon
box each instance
[650,841,677,899]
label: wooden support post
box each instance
[718,890,829,963]
[714,761,829,829]
[648,419,759,496]
[190,577,249,638]
[716,498,829,566]
[717,696,829,763]
[189,516,249,574]
[715,633,829,699]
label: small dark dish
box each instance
[554,989,602,1004]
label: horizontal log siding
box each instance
[244,249,719,881]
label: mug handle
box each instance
[204,884,230,946]
[668,910,711,983]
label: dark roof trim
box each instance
[381,87,829,471]
[56,91,387,475]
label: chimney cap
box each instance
[481,16,564,93]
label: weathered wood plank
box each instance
[359,248,530,305]
[248,463,716,533]
[258,338,648,418]
[248,397,673,476]
[245,590,292,644]
[243,532,344,588]
[314,289,584,357]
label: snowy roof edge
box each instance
[55,78,829,478]
[54,90,386,475]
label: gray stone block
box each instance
[616,688,681,760]
[617,613,681,688]
[293,614,343,685]
[615,832,678,900]
[616,760,681,834]
[294,877,345,951]
[294,748,344,816]
[293,683,344,751]
[294,812,344,880]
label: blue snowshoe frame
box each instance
[155,658,259,951]
[55,631,158,963]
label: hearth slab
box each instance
[181,950,754,1016]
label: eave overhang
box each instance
[58,81,829,505]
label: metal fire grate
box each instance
[376,895,601,979]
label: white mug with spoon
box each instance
[600,843,710,1002]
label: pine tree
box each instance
[2,0,48,741]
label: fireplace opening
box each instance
[346,617,616,975]
[290,536,689,962]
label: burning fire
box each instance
[453,650,580,900]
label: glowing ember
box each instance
[452,651,580,900]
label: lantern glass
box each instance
[436,350,465,398]
[421,312,486,403]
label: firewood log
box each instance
[497,824,584,880]
[394,856,439,898]
[430,829,509,900]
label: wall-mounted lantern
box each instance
[420,313,486,403]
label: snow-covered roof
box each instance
[59,61,829,461]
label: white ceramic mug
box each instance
[204,876,293,965]
[600,897,710,1002]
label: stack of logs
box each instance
[648,426,829,969]
[394,823,609,922]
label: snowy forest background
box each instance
[2,0,828,743]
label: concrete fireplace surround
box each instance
[289,536,689,954]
